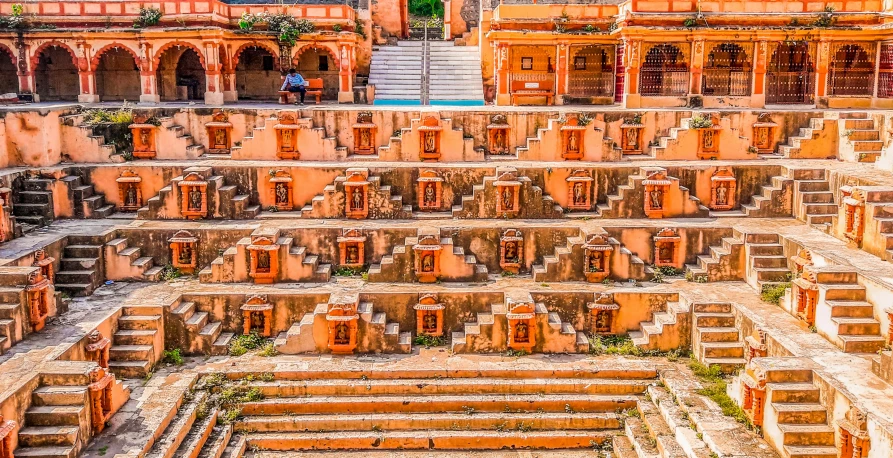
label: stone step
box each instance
[235,412,620,433]
[118,315,162,330]
[245,430,613,451]
[109,359,152,379]
[249,378,650,398]
[25,405,84,426]
[767,383,820,403]
[783,445,839,458]
[110,344,154,361]
[11,445,78,458]
[777,424,835,446]
[241,394,637,416]
[17,426,79,447]
[31,386,87,406]
[838,334,886,353]
[772,403,827,424]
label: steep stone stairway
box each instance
[369,41,423,103]
[109,306,163,378]
[743,232,791,292]
[629,300,688,351]
[839,113,883,163]
[185,367,655,455]
[792,169,837,231]
[55,236,106,297]
[13,176,55,228]
[61,175,115,219]
[691,302,745,373]
[813,270,886,353]
[17,384,89,458]
[105,238,163,281]
[0,288,21,355]
[300,168,411,219]
[428,41,484,104]
[367,229,488,283]
[684,234,745,282]
[170,299,230,356]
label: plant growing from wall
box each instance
[0,4,26,29]
[333,24,343,32]
[238,12,263,31]
[688,114,714,129]
[812,6,835,27]
[354,19,367,39]
[135,7,162,28]
[683,16,699,28]
[80,106,136,158]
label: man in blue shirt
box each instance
[281,68,307,106]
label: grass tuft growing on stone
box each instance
[229,332,267,356]
[162,348,184,365]
[413,334,446,347]
[688,357,753,430]
[588,334,690,360]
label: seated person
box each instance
[280,68,307,106]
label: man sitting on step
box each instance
[281,68,307,106]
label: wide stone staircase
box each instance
[369,41,423,103]
[183,366,656,455]
[428,41,484,104]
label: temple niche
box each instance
[87,366,114,434]
[85,330,110,369]
[352,111,377,155]
[414,294,444,337]
[709,168,737,211]
[241,295,273,337]
[268,169,294,211]
[247,236,279,284]
[417,170,443,211]
[653,228,681,268]
[566,169,594,211]
[643,171,671,218]
[843,187,866,246]
[838,406,871,458]
[560,117,586,160]
[500,229,523,274]
[33,249,55,284]
[274,111,300,160]
[129,114,157,159]
[0,414,14,458]
[751,113,777,154]
[418,116,442,161]
[116,169,143,211]
[494,169,521,215]
[343,171,370,219]
[620,116,645,155]
[744,328,768,363]
[169,230,198,274]
[178,172,209,219]
[792,268,819,326]
[337,228,366,268]
[413,235,443,283]
[588,293,619,334]
[26,270,51,332]
[583,235,613,282]
[506,302,536,352]
[326,301,359,355]
[695,114,721,159]
[791,248,813,274]
[487,114,510,155]
[205,111,233,154]
[741,367,767,428]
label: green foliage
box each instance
[238,12,263,31]
[653,266,681,277]
[333,266,367,277]
[689,114,714,129]
[81,106,134,126]
[582,24,599,34]
[229,332,267,356]
[812,6,835,27]
[257,13,316,45]
[413,334,446,347]
[688,358,752,429]
[259,342,278,357]
[760,281,790,305]
[409,0,444,18]
[608,21,618,32]
[135,7,162,28]
[627,113,643,125]
[554,23,567,34]
[354,19,367,40]
[333,24,343,33]
[577,113,594,127]
[683,16,699,28]
[588,334,689,360]
[160,264,183,281]
[162,348,184,365]
[0,4,26,29]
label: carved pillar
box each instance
[556,43,569,99]
[338,43,354,103]
[753,40,768,97]
[843,189,866,247]
[15,37,33,96]
[583,235,613,282]
[793,269,818,326]
[690,38,704,95]
[87,367,114,434]
[816,40,830,98]
[622,38,641,108]
[32,249,54,284]
[77,41,99,103]
[26,271,50,332]
[203,41,224,105]
[139,42,160,103]
[495,43,510,105]
[85,330,110,369]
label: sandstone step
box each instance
[235,412,621,433]
[114,329,158,346]
[118,315,162,330]
[25,405,84,426]
[245,430,613,451]
[694,313,735,327]
[17,425,79,447]
[697,327,740,342]
[767,383,820,403]
[831,317,880,334]
[11,445,77,458]
[777,424,835,445]
[772,403,828,424]
[241,394,637,416]
[783,445,839,458]
[109,359,152,379]
[837,334,886,353]
[31,386,87,406]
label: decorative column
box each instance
[752,40,768,107]
[843,188,866,247]
[816,40,830,101]
[338,43,354,103]
[690,38,705,96]
[838,406,870,458]
[77,41,99,103]
[622,38,642,108]
[495,43,511,106]
[85,330,110,368]
[87,367,115,434]
[26,270,50,332]
[222,43,237,102]
[555,43,569,103]
[203,41,225,105]
[139,42,160,104]
[15,37,33,97]
[792,269,819,326]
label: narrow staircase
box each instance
[369,41,423,104]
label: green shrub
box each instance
[259,342,278,357]
[162,348,184,365]
[688,358,752,429]
[135,7,162,28]
[413,334,445,347]
[409,0,444,18]
[688,114,714,129]
[160,264,183,281]
[760,281,790,305]
[229,332,266,356]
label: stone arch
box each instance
[829,43,874,96]
[32,42,79,101]
[93,45,141,101]
[0,44,17,94]
[233,42,280,69]
[702,42,752,97]
[292,45,340,100]
[640,43,689,97]
[155,41,206,101]
[235,44,281,100]
[767,41,814,104]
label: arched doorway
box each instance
[829,44,874,96]
[35,46,79,101]
[702,43,751,97]
[767,42,815,104]
[95,48,141,101]
[639,44,688,97]
[294,47,339,100]
[235,46,279,100]
[0,50,17,95]
[156,46,206,101]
